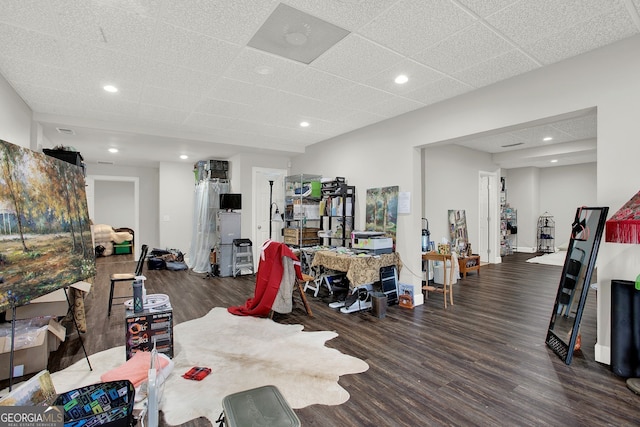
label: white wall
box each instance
[424,144,499,250]
[0,73,32,148]
[503,167,540,251]
[159,161,195,253]
[291,35,640,363]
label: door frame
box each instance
[478,170,500,264]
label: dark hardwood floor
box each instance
[7,252,640,426]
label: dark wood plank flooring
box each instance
[6,252,640,426]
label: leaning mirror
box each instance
[546,206,609,364]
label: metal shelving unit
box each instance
[537,213,555,253]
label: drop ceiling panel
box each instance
[453,49,538,88]
[0,58,78,91]
[524,7,638,65]
[456,0,519,18]
[412,23,514,75]
[551,115,597,140]
[325,83,397,111]
[364,59,443,95]
[12,83,85,109]
[161,0,278,45]
[286,0,400,32]
[510,124,574,145]
[485,0,619,46]
[0,23,67,67]
[0,0,58,35]
[358,0,477,56]
[206,78,279,106]
[310,34,405,81]
[64,43,147,84]
[362,95,425,118]
[51,0,155,55]
[278,68,355,102]
[403,76,473,105]
[150,24,241,75]
[222,47,307,88]
[141,86,202,112]
[144,62,218,95]
[138,104,189,125]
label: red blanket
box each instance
[228,240,302,317]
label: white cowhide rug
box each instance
[50,307,369,425]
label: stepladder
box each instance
[232,239,254,277]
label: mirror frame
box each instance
[545,206,609,364]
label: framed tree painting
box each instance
[365,186,399,241]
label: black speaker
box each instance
[380,266,399,306]
[611,280,640,377]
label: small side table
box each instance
[458,255,481,278]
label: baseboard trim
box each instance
[595,343,610,365]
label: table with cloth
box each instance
[310,250,402,288]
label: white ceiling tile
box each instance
[360,95,425,118]
[326,83,397,110]
[550,115,597,140]
[64,42,147,84]
[311,34,404,81]
[195,98,256,118]
[403,77,473,105]
[453,50,539,88]
[524,7,638,65]
[183,112,238,130]
[222,47,307,88]
[267,91,354,122]
[81,95,140,117]
[140,87,201,112]
[0,23,68,67]
[412,23,513,75]
[28,101,83,117]
[0,57,77,91]
[456,0,519,18]
[338,110,389,129]
[486,0,623,46]
[285,0,400,31]
[358,0,477,55]
[511,124,574,144]
[96,0,163,18]
[363,59,443,95]
[279,68,355,102]
[51,0,155,56]
[207,78,279,106]
[634,0,640,14]
[150,24,241,74]
[11,83,86,109]
[145,62,218,95]
[138,104,189,125]
[456,132,528,153]
[161,0,278,45]
[0,0,58,35]
[73,76,143,102]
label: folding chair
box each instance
[108,244,148,316]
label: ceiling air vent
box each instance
[97,161,114,165]
[501,142,524,148]
[56,127,75,135]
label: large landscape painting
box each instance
[0,140,95,313]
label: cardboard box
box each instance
[0,319,66,380]
[125,306,174,360]
[7,281,92,320]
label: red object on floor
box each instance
[227,240,302,317]
[182,366,211,381]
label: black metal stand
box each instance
[269,180,274,239]
[8,292,17,391]
[63,287,92,371]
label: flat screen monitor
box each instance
[220,193,241,210]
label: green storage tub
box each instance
[221,385,300,427]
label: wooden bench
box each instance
[458,255,481,278]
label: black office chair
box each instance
[108,244,148,316]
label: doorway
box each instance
[479,171,500,264]
[86,175,140,257]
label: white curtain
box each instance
[189,180,229,273]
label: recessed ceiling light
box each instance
[550,159,558,163]
[543,136,553,141]
[108,148,118,153]
[254,65,273,75]
[300,121,310,127]
[180,154,188,160]
[394,74,409,84]
[103,85,118,93]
